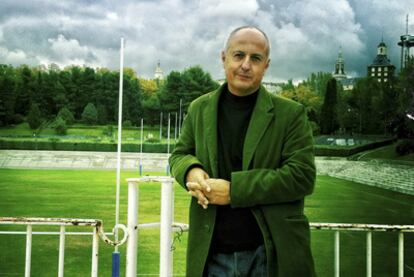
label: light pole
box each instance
[159,111,163,141]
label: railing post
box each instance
[126,180,139,277]
[398,232,404,277]
[160,178,174,277]
[58,225,65,277]
[25,224,32,277]
[335,231,340,277]
[91,226,99,277]
[366,231,372,277]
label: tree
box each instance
[280,84,322,123]
[350,77,381,134]
[27,103,42,129]
[53,116,67,135]
[123,75,142,126]
[14,65,35,116]
[158,66,219,113]
[158,71,183,112]
[57,107,75,125]
[81,103,98,124]
[320,78,339,134]
[302,72,333,96]
[142,94,161,126]
[0,65,17,125]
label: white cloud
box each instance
[0,0,412,81]
[0,46,39,65]
[46,34,97,67]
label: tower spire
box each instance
[333,46,347,81]
[406,14,409,35]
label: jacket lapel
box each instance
[203,85,224,177]
[243,86,274,170]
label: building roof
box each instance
[371,55,393,66]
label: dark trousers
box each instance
[205,245,267,277]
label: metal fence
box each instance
[310,222,414,277]
[1,176,414,276]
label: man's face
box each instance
[222,28,270,96]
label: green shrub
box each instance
[102,125,114,137]
[396,139,414,155]
[53,117,67,135]
[145,137,161,143]
[57,107,75,125]
[81,103,98,124]
[27,104,42,129]
[123,120,132,127]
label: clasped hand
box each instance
[186,167,230,209]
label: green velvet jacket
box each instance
[169,84,316,277]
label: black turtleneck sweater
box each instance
[211,86,264,253]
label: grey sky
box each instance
[0,0,413,82]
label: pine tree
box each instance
[27,103,42,129]
[320,78,339,134]
[81,103,98,124]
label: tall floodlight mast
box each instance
[398,15,414,70]
[113,37,125,277]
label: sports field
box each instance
[0,168,413,276]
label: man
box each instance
[169,26,316,276]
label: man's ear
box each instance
[221,51,226,63]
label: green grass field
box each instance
[0,123,176,143]
[0,169,413,276]
[358,142,414,162]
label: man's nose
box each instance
[241,57,252,70]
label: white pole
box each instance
[366,231,372,277]
[178,99,182,136]
[58,225,65,277]
[115,37,125,252]
[25,224,32,277]
[174,112,177,141]
[160,179,174,276]
[126,180,139,277]
[399,232,404,277]
[160,112,163,140]
[167,113,171,154]
[140,118,143,176]
[167,113,171,175]
[335,231,340,277]
[91,226,99,277]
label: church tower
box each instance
[333,48,347,81]
[367,40,395,83]
[154,61,164,80]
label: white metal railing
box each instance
[310,223,414,277]
[125,176,187,277]
[125,177,414,277]
[0,217,128,277]
[2,177,414,277]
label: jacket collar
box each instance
[203,83,274,175]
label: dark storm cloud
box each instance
[0,0,413,81]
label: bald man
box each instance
[170,26,316,277]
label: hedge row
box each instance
[314,137,395,157]
[0,139,175,153]
[0,137,395,157]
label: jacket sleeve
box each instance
[230,106,316,207]
[169,103,204,189]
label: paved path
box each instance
[0,150,169,171]
[1,150,413,195]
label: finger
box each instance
[199,179,211,192]
[186,181,202,191]
[196,190,209,206]
[188,189,209,206]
